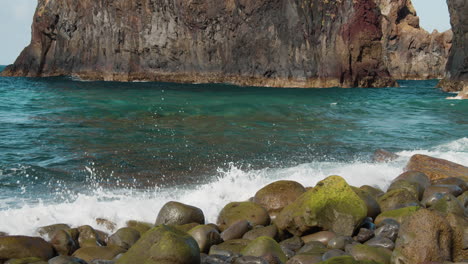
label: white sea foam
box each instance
[0,138,467,237]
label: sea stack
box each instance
[438,0,468,98]
[1,0,397,88]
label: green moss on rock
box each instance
[240,236,287,263]
[217,202,270,231]
[318,256,381,263]
[116,225,200,264]
[276,176,367,236]
[374,206,419,225]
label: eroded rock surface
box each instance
[1,0,398,88]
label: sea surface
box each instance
[0,65,467,235]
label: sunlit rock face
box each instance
[438,0,468,94]
[375,0,452,80]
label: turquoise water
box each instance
[0,65,467,234]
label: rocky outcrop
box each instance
[438,0,468,96]
[1,0,398,88]
[375,0,452,79]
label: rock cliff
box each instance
[1,0,397,88]
[376,0,452,80]
[438,0,468,98]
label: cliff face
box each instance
[1,0,396,88]
[375,0,452,80]
[439,0,468,97]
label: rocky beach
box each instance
[0,153,467,264]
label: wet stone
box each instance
[279,236,304,252]
[327,236,354,250]
[375,219,399,242]
[322,249,349,261]
[232,256,269,264]
[354,228,374,243]
[365,236,395,250]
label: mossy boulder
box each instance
[107,227,141,250]
[430,193,465,216]
[72,246,125,263]
[217,202,270,231]
[457,191,468,207]
[125,220,153,235]
[0,236,55,260]
[387,180,422,200]
[220,220,251,241]
[393,171,430,192]
[208,239,250,255]
[423,185,463,201]
[188,225,222,253]
[433,177,468,192]
[171,223,200,233]
[374,206,419,225]
[253,180,306,219]
[155,201,205,226]
[405,154,468,181]
[276,176,367,236]
[391,209,452,264]
[242,225,278,241]
[377,188,419,212]
[240,236,287,263]
[50,229,79,256]
[116,225,200,264]
[346,244,391,264]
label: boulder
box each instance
[50,229,79,256]
[240,236,287,263]
[405,154,468,181]
[346,244,391,264]
[116,225,200,264]
[0,236,55,260]
[36,224,70,239]
[188,225,222,253]
[279,236,304,252]
[327,236,354,250]
[232,256,268,264]
[242,225,278,241]
[351,188,381,219]
[391,209,452,264]
[387,180,423,200]
[220,220,251,241]
[422,192,445,208]
[445,213,468,262]
[155,201,205,226]
[374,219,399,242]
[172,223,200,233]
[364,236,395,250]
[430,194,465,216]
[316,256,377,263]
[297,241,327,255]
[48,256,87,264]
[72,246,125,263]
[253,181,306,219]
[77,226,103,248]
[302,231,336,245]
[377,188,419,212]
[322,249,349,260]
[353,228,374,243]
[372,149,399,163]
[107,228,141,250]
[286,254,322,264]
[423,185,463,201]
[217,202,270,231]
[276,176,367,236]
[433,177,468,192]
[125,221,153,236]
[358,186,384,200]
[392,171,431,191]
[208,239,250,256]
[374,206,419,225]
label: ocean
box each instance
[0,65,467,235]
